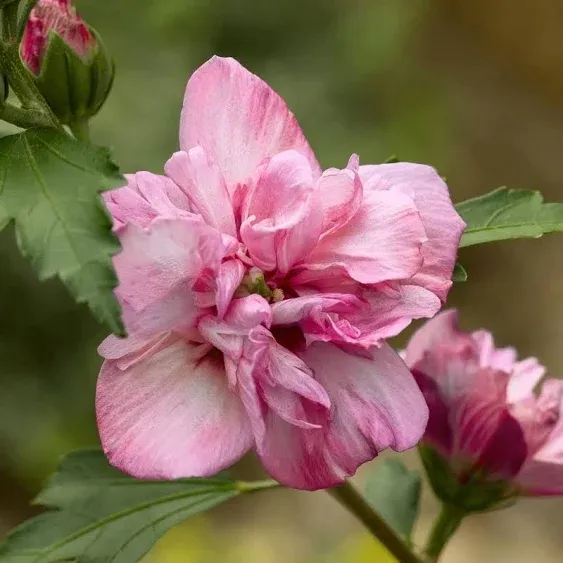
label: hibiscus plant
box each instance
[1,2,563,562]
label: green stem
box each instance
[69,118,92,142]
[0,43,63,130]
[424,503,466,562]
[17,0,37,40]
[1,2,19,43]
[236,479,280,493]
[328,481,423,563]
[0,102,53,128]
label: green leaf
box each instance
[452,262,467,282]
[365,458,421,543]
[0,449,278,563]
[456,187,563,247]
[0,128,124,334]
[383,155,399,164]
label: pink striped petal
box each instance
[317,165,362,236]
[113,217,227,336]
[97,338,253,479]
[103,172,192,230]
[403,309,473,367]
[359,163,465,301]
[240,150,323,274]
[180,56,321,189]
[303,188,426,284]
[257,342,428,490]
[165,147,236,236]
[507,357,546,404]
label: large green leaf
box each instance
[457,187,563,247]
[0,449,278,563]
[0,128,124,334]
[364,458,421,544]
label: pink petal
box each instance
[97,338,253,479]
[240,150,323,274]
[414,343,528,477]
[98,332,178,370]
[507,357,546,404]
[165,147,236,237]
[403,309,472,367]
[113,217,226,336]
[351,283,442,344]
[103,172,191,230]
[180,56,321,188]
[257,342,428,490]
[317,165,362,236]
[515,459,563,496]
[511,379,563,458]
[216,260,246,318]
[271,293,362,326]
[471,329,518,372]
[359,163,465,301]
[303,187,426,284]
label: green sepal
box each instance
[28,27,114,124]
[419,445,518,513]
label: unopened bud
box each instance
[20,0,114,124]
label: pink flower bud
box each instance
[19,0,114,125]
[404,310,563,506]
[21,0,95,75]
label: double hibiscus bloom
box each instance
[98,57,465,490]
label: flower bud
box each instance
[404,310,563,511]
[20,0,114,125]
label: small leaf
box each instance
[0,449,277,563]
[456,187,563,247]
[0,128,124,334]
[383,155,399,164]
[365,458,421,543]
[452,263,467,282]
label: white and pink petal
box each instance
[97,338,253,479]
[180,56,321,189]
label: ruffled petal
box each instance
[317,165,362,236]
[216,260,246,318]
[103,172,191,230]
[257,342,428,490]
[403,309,473,367]
[240,150,323,274]
[359,163,465,301]
[180,56,320,188]
[165,147,236,236]
[351,283,442,344]
[97,338,253,479]
[113,217,227,336]
[507,357,546,404]
[303,187,426,284]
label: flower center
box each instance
[235,267,284,303]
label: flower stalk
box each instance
[328,480,423,563]
[424,503,465,562]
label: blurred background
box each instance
[1,0,563,561]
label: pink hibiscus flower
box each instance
[405,310,563,496]
[97,56,465,490]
